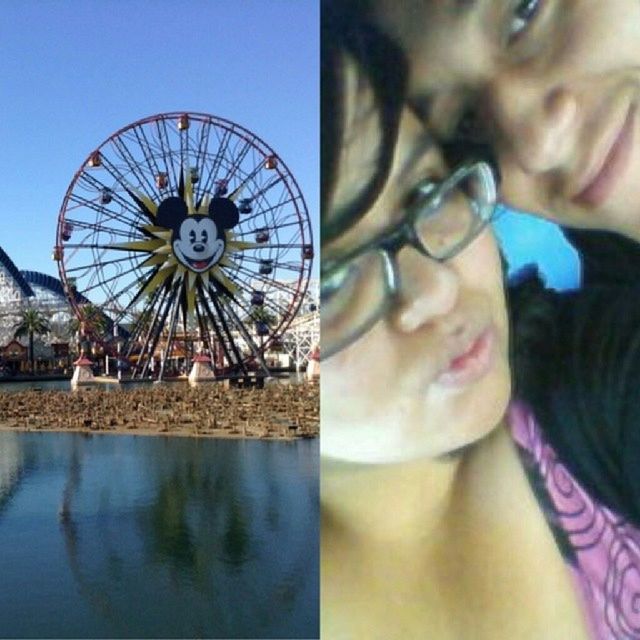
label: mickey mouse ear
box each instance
[209,197,240,229]
[157,196,188,229]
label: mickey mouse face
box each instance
[173,216,223,272]
[156,195,239,274]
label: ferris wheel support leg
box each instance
[194,301,215,364]
[134,287,173,379]
[157,292,182,382]
[126,286,167,361]
[207,292,248,374]
[224,304,272,378]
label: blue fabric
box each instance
[493,205,581,291]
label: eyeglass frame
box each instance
[321,160,498,360]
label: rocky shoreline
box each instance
[0,382,319,440]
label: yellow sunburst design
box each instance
[186,286,197,315]
[109,170,256,314]
[128,186,158,217]
[110,238,166,252]
[141,264,178,297]
[187,270,197,292]
[139,253,170,268]
[196,195,210,215]
[210,266,239,295]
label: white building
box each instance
[0,246,75,370]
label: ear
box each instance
[209,197,239,229]
[157,197,188,230]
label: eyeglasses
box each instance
[321,161,497,360]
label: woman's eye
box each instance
[454,108,483,141]
[507,0,542,44]
[321,266,351,304]
[402,173,440,214]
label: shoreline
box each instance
[0,383,319,441]
[0,424,315,441]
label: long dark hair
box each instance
[509,268,640,527]
[321,0,408,246]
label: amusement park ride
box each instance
[53,112,315,381]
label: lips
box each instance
[434,326,496,389]
[573,104,636,208]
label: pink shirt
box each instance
[509,401,640,640]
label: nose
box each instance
[392,246,459,333]
[193,244,205,252]
[487,72,578,174]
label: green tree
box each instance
[246,306,277,328]
[13,308,50,373]
[80,303,107,337]
[69,304,108,344]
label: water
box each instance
[0,432,319,639]
[0,379,75,392]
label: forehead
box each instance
[373,0,496,85]
[371,0,499,135]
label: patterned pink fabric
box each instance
[508,401,640,640]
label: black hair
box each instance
[563,227,640,286]
[509,268,640,530]
[321,0,408,246]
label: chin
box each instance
[321,363,511,466]
[320,424,443,465]
[428,355,512,457]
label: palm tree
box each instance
[13,308,50,373]
[69,304,108,352]
[79,303,107,338]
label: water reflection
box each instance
[0,432,318,639]
[0,433,28,518]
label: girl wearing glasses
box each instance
[322,3,640,639]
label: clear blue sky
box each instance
[0,0,318,278]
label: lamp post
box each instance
[116,336,124,382]
[113,325,125,382]
[91,343,103,375]
[80,338,91,359]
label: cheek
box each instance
[457,228,509,337]
[462,228,503,289]
[324,324,395,385]
[499,156,538,210]
[322,322,408,416]
[575,1,640,65]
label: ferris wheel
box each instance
[54,111,314,379]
